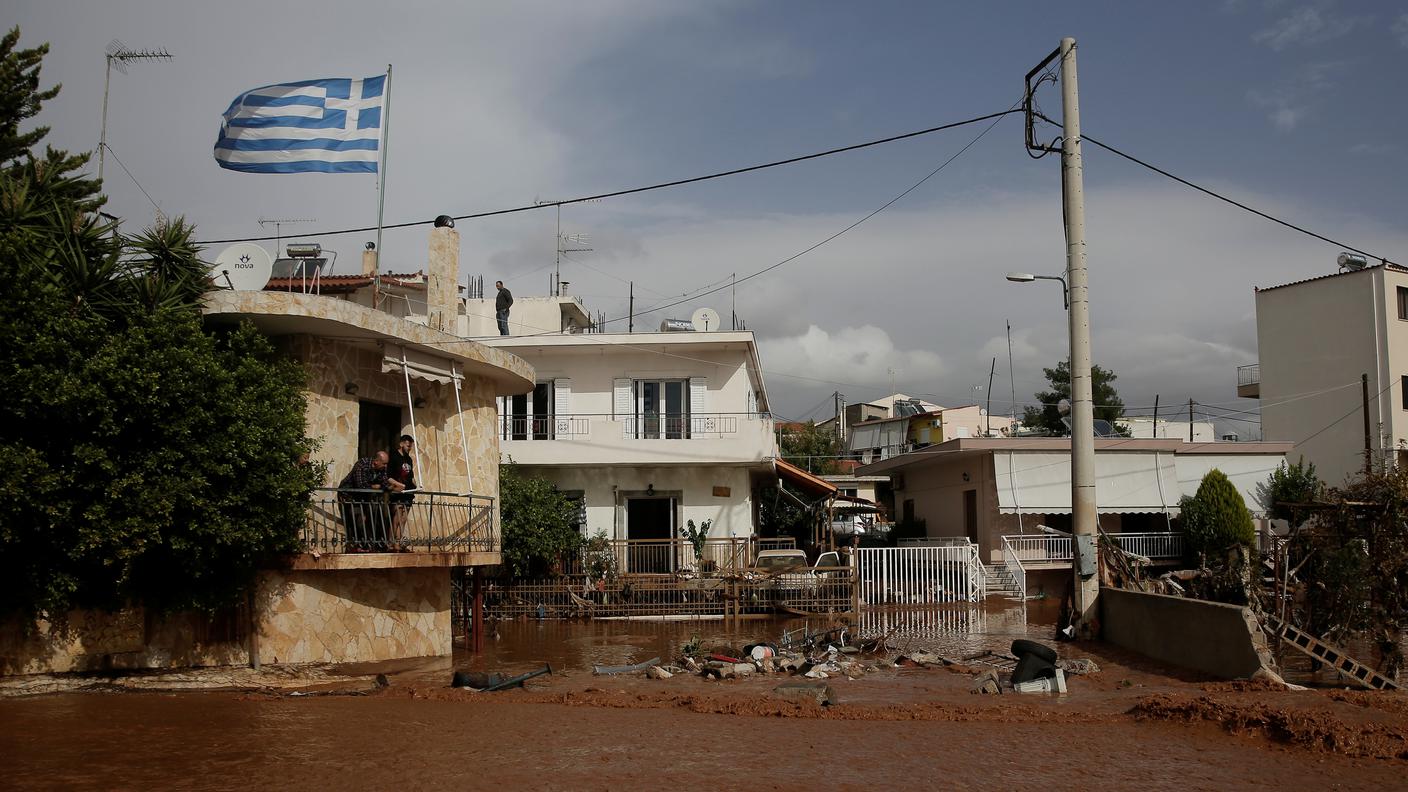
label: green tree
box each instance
[1256,457,1324,524]
[498,464,582,578]
[780,421,843,474]
[1020,361,1125,436]
[0,29,318,619]
[1179,468,1256,559]
[0,27,102,212]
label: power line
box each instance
[101,143,162,215]
[1058,123,1400,266]
[196,109,1022,246]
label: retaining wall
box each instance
[1100,587,1271,679]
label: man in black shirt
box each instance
[495,280,513,335]
[388,435,416,550]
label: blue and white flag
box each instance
[214,75,385,173]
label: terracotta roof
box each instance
[262,272,427,294]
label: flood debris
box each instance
[970,670,1002,695]
[592,657,661,676]
[1056,658,1101,675]
[774,681,834,706]
[451,664,553,691]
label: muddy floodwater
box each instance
[3,601,1406,791]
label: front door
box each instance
[626,497,675,574]
[963,489,978,543]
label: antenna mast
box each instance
[99,40,171,183]
[257,217,317,259]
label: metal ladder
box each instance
[1264,616,1400,691]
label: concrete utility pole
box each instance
[1059,37,1100,635]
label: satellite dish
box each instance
[211,243,273,291]
[691,307,722,332]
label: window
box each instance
[635,379,689,439]
[1398,287,1408,321]
[1402,375,1408,410]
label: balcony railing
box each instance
[499,414,591,440]
[563,536,795,576]
[304,488,496,554]
[1237,364,1260,387]
[621,414,739,439]
[1000,532,1184,565]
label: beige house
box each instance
[2,227,535,674]
[1245,262,1408,486]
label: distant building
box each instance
[1122,416,1217,442]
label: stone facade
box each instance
[0,568,452,674]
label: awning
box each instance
[994,450,1181,515]
[382,344,459,385]
[775,458,839,499]
[1175,454,1282,518]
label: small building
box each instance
[1122,416,1218,442]
[857,437,1291,595]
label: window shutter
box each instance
[497,396,507,439]
[690,378,712,433]
[553,379,572,435]
[613,378,632,420]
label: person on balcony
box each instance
[495,280,513,335]
[337,452,403,551]
[388,435,417,551]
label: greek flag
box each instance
[214,76,385,173]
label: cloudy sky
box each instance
[14,1,1408,437]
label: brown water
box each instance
[3,599,1406,790]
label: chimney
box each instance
[361,247,378,277]
[427,223,460,332]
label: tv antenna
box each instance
[534,197,598,296]
[258,217,318,258]
[99,39,171,182]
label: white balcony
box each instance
[500,412,775,467]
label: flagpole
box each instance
[374,63,393,273]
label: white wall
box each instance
[520,465,757,539]
[1256,269,1381,486]
[1123,417,1217,442]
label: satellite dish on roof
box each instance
[212,243,273,291]
[691,307,721,332]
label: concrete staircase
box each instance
[982,563,1024,599]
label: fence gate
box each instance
[855,545,983,605]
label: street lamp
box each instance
[1005,272,1069,309]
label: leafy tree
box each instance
[1288,468,1408,676]
[1021,360,1125,436]
[1179,468,1256,559]
[780,420,843,474]
[498,464,582,578]
[1256,457,1324,524]
[0,29,317,619]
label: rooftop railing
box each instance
[304,488,497,554]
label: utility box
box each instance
[1074,534,1097,577]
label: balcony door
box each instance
[636,379,688,439]
[507,382,553,440]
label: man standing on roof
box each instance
[495,280,513,335]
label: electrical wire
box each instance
[101,143,162,215]
[196,109,1023,246]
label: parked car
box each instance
[752,549,848,594]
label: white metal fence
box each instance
[1001,532,1184,565]
[855,544,983,605]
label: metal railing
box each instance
[1001,532,1184,565]
[855,544,982,604]
[304,488,496,554]
[1105,531,1184,560]
[499,414,591,440]
[1237,363,1260,387]
[1001,534,1073,564]
[999,537,1027,599]
[563,536,795,576]
[898,537,974,547]
[621,413,739,439]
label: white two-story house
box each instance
[481,311,777,559]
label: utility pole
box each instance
[986,357,996,436]
[1189,399,1195,442]
[628,282,634,333]
[1057,37,1100,636]
[1363,373,1372,476]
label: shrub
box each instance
[1180,468,1256,560]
